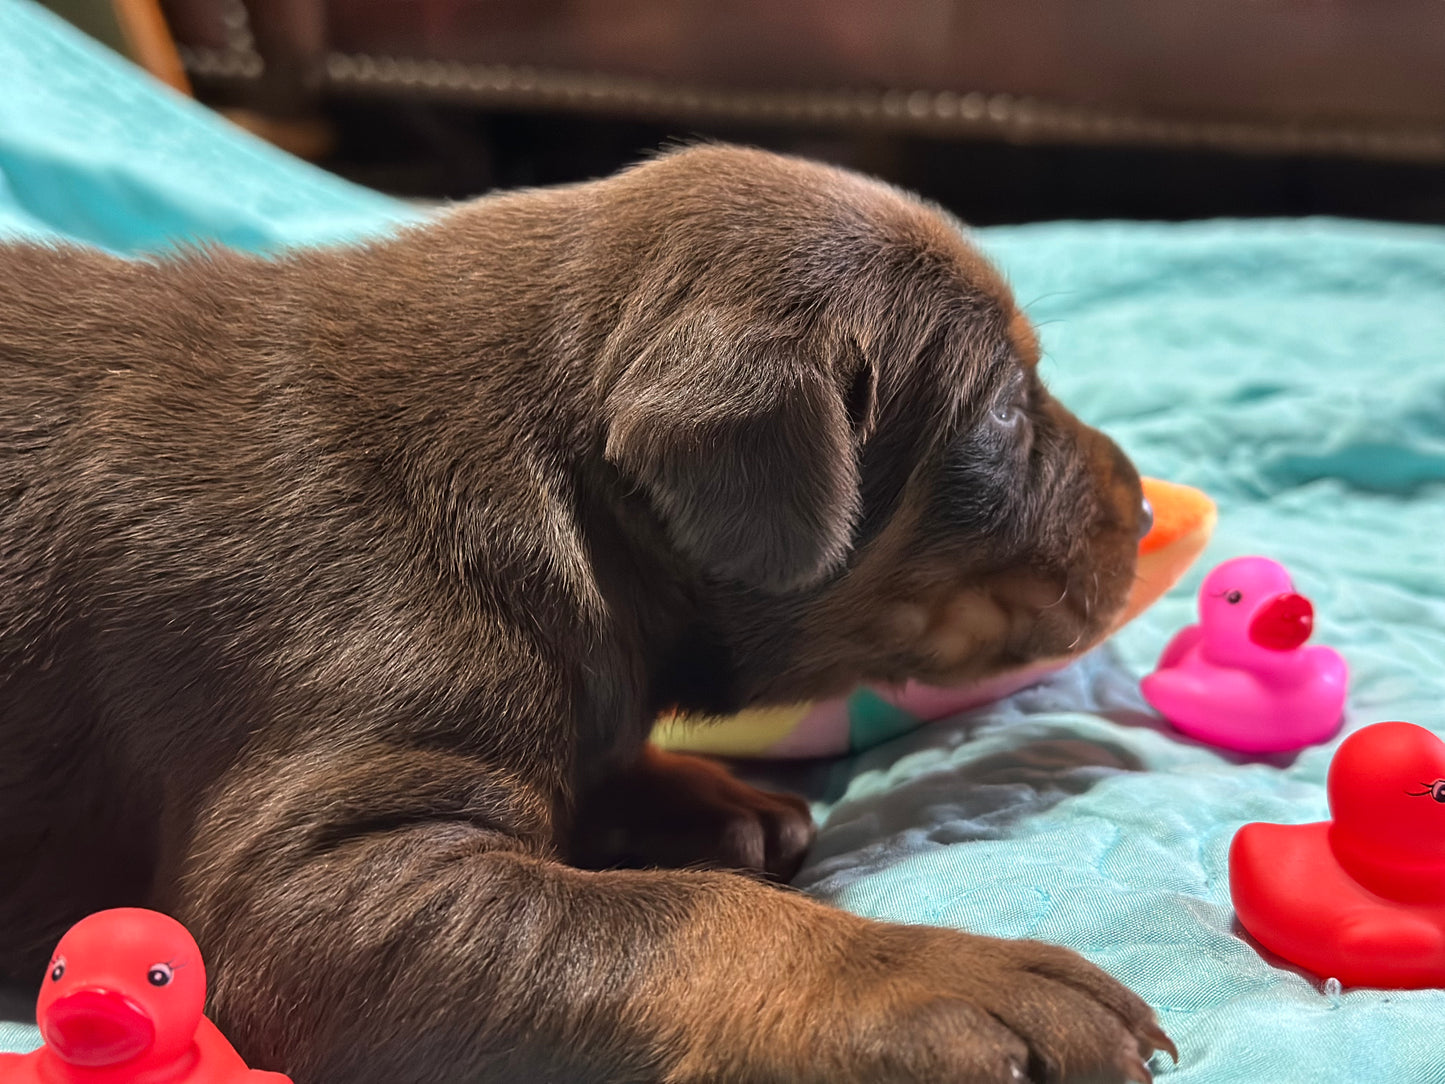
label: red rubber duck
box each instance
[0,908,291,1083]
[1231,722,1445,987]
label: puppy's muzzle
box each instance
[1136,497,1154,540]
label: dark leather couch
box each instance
[162,0,1445,163]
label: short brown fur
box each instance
[1,145,1169,1082]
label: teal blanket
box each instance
[4,1,1445,1079]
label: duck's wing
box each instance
[1155,623,1203,670]
[0,1052,37,1081]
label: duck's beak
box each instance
[1249,593,1314,651]
[42,987,155,1067]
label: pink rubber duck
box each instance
[1142,556,1347,752]
[0,908,291,1084]
[1231,721,1445,987]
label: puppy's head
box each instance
[597,145,1147,702]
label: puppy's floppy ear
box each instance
[604,311,872,593]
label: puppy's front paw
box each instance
[857,929,1176,1084]
[570,746,814,880]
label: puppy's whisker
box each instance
[1040,582,1070,611]
[1022,290,1078,310]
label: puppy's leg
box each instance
[570,744,815,881]
[181,743,1171,1084]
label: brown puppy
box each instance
[0,145,1169,1082]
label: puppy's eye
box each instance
[147,963,174,987]
[991,403,1022,429]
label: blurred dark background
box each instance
[316,108,1445,225]
[45,0,1445,225]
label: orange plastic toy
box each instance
[1124,477,1218,625]
[1231,722,1445,987]
[0,908,291,1083]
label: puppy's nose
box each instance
[1137,496,1154,540]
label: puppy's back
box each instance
[2,245,135,454]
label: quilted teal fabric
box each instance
[0,0,409,251]
[3,0,1445,1078]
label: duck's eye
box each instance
[147,963,174,987]
[1431,780,1445,803]
[49,958,65,983]
[1226,590,1243,604]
